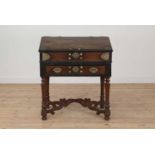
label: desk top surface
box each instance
[39,36,112,52]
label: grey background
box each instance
[0,25,155,83]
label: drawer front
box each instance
[46,66,107,76]
[42,52,111,62]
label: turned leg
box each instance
[41,77,49,120]
[96,76,105,115]
[100,76,105,109]
[104,77,111,120]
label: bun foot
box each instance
[42,116,47,120]
[41,108,47,120]
[96,111,100,115]
[51,111,55,115]
[104,116,110,120]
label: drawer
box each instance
[42,51,111,62]
[46,66,108,76]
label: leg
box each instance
[41,77,49,120]
[96,76,105,115]
[100,76,105,108]
[104,77,111,120]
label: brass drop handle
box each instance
[100,52,110,61]
[89,67,98,73]
[53,67,62,73]
[42,53,50,61]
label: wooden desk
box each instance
[39,36,113,120]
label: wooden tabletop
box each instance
[39,36,113,52]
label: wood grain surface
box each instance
[39,36,112,52]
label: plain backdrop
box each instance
[0,25,155,83]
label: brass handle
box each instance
[100,52,110,61]
[53,67,62,73]
[42,53,50,61]
[89,67,98,73]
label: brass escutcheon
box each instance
[72,66,80,73]
[71,52,80,59]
